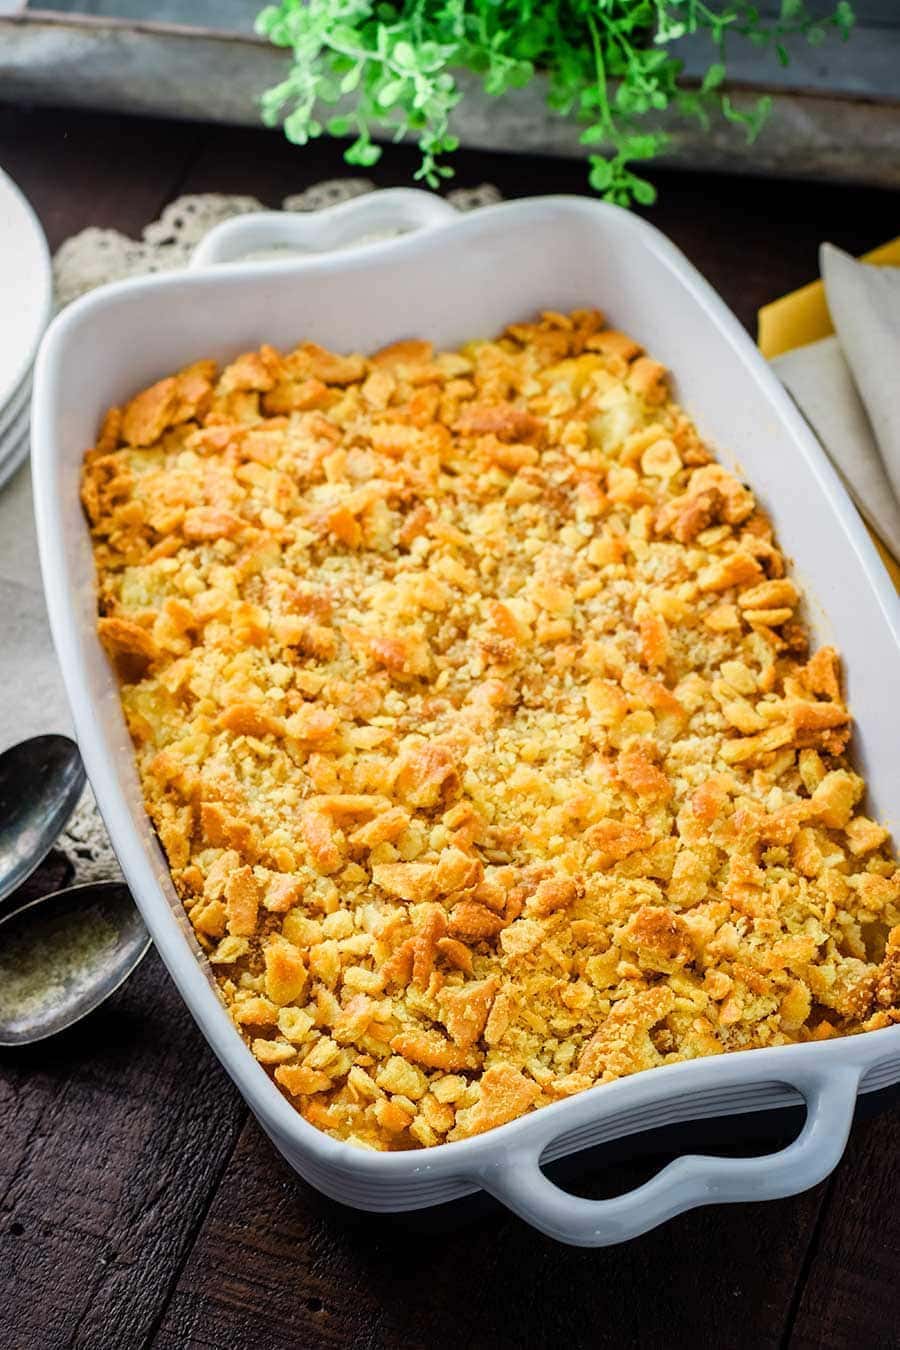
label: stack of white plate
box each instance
[0,167,52,491]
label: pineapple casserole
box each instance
[83,308,900,1151]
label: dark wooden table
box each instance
[1,103,898,1350]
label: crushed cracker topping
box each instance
[83,309,900,1150]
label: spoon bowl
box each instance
[0,881,150,1046]
[0,734,85,904]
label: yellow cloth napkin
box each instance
[757,238,900,591]
[758,237,900,358]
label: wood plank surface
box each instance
[150,1113,830,1350]
[0,105,202,250]
[785,1108,900,1350]
[0,100,898,1349]
[0,948,246,1348]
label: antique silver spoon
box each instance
[0,734,86,903]
[0,881,151,1045]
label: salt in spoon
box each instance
[0,881,150,1045]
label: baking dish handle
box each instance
[189,188,459,269]
[475,1063,861,1247]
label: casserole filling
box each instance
[83,309,900,1151]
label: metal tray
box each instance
[2,0,900,187]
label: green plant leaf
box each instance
[588,157,614,191]
[345,137,383,167]
[377,77,407,107]
[283,109,311,145]
[834,2,855,37]
[580,123,608,146]
[254,0,858,210]
[630,176,657,206]
[392,40,416,68]
[701,62,726,93]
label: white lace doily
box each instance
[54,179,503,306]
[57,785,121,885]
[49,179,502,882]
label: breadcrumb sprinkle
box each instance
[83,309,900,1151]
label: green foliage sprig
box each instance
[256,0,855,207]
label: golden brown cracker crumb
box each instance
[85,310,900,1151]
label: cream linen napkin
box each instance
[773,244,900,563]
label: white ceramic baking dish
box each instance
[32,190,900,1247]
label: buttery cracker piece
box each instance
[209,935,249,964]
[373,337,435,368]
[121,377,179,447]
[183,507,246,542]
[689,463,755,524]
[300,805,344,875]
[380,937,417,989]
[393,741,460,808]
[333,993,379,1045]
[621,906,694,974]
[373,1099,415,1135]
[739,579,800,611]
[199,803,257,857]
[264,873,305,913]
[437,976,499,1048]
[448,901,508,942]
[264,937,308,1006]
[253,1039,297,1066]
[275,1063,334,1097]
[97,616,157,670]
[656,487,723,544]
[232,996,278,1027]
[698,551,764,593]
[437,936,474,973]
[191,897,226,939]
[218,702,284,739]
[668,848,711,908]
[499,918,545,960]
[585,328,642,361]
[455,402,544,444]
[525,876,582,917]
[411,906,447,990]
[626,357,668,404]
[203,851,241,901]
[224,866,260,937]
[483,990,515,1046]
[802,645,842,701]
[845,817,889,856]
[617,745,672,802]
[390,1028,481,1072]
[373,861,440,903]
[450,1064,541,1140]
[349,806,410,850]
[578,987,677,1080]
[375,1056,428,1099]
[809,770,861,829]
[220,350,275,393]
[583,819,653,866]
